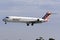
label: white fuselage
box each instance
[2,11,51,26]
[3,16,45,23]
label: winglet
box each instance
[42,11,51,21]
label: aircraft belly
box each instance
[6,18,44,23]
[6,19,36,23]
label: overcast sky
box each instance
[0,0,60,40]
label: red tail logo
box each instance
[42,11,51,21]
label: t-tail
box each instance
[42,11,51,21]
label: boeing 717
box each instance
[2,11,51,26]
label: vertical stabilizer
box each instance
[42,11,51,21]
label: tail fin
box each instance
[42,11,51,21]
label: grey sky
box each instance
[0,0,60,40]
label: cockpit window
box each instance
[6,17,9,18]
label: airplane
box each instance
[2,11,51,26]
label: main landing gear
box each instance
[27,23,34,26]
[27,23,29,26]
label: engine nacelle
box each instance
[37,19,39,21]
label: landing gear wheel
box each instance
[31,23,34,26]
[5,22,7,24]
[27,23,29,26]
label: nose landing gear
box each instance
[2,19,7,24]
[5,21,7,24]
